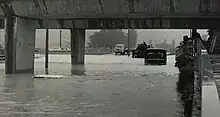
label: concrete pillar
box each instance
[70,29,85,75]
[5,17,36,74]
[5,8,15,74]
[70,29,85,65]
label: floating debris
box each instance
[120,84,125,86]
[32,75,64,79]
[112,92,120,95]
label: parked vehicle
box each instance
[144,48,167,65]
[201,49,208,55]
[132,42,151,58]
[113,44,126,55]
[0,47,5,60]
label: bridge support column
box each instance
[5,17,36,74]
[70,29,85,74]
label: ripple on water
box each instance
[0,55,184,117]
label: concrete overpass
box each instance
[1,0,220,29]
[1,0,220,74]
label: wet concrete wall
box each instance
[15,18,36,73]
[5,17,37,74]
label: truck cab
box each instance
[113,44,126,55]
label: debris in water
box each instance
[120,84,125,86]
[112,92,120,95]
[142,74,148,76]
[32,75,64,79]
[151,83,154,87]
[78,80,86,83]
[92,78,102,80]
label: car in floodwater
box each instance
[144,48,167,65]
[0,47,5,60]
[132,42,151,58]
[113,44,126,55]
[201,49,208,55]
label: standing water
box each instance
[0,54,192,117]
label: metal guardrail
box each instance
[209,32,220,54]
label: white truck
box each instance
[113,44,128,55]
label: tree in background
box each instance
[63,38,71,48]
[204,29,215,53]
[88,29,137,49]
[129,29,138,48]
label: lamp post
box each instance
[45,21,49,74]
[128,29,131,56]
[60,30,62,49]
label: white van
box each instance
[113,44,125,55]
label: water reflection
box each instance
[45,69,49,75]
[4,74,35,102]
[71,65,85,75]
[2,74,35,114]
[176,71,194,117]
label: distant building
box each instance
[149,40,152,45]
[155,40,176,52]
[164,39,167,44]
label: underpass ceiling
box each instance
[9,0,220,19]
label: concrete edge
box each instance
[201,54,220,117]
[202,80,220,117]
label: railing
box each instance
[196,37,220,117]
[209,32,220,53]
[192,38,202,117]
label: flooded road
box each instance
[0,54,189,117]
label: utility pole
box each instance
[128,29,130,56]
[45,22,49,74]
[60,30,62,49]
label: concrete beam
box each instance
[11,12,220,20]
[37,19,44,28]
[1,17,220,29]
[57,19,64,28]
[10,0,220,17]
